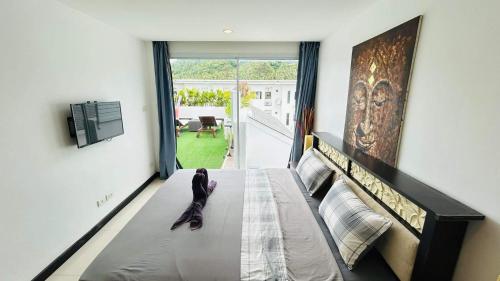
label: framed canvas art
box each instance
[343,16,422,167]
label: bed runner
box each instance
[241,169,287,281]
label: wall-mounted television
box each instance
[68,101,124,148]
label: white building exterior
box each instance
[173,80,296,132]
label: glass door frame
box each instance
[171,56,297,169]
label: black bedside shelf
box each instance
[313,132,484,221]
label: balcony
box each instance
[176,129,230,169]
[176,102,294,169]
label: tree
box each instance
[172,60,237,80]
[172,59,297,80]
[174,87,256,117]
[239,62,275,80]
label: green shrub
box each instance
[175,87,255,117]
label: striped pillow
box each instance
[319,177,392,270]
[296,149,332,196]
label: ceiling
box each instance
[58,0,371,41]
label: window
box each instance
[287,91,291,104]
[171,59,236,169]
[286,113,290,126]
[238,59,298,169]
[172,58,298,170]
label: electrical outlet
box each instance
[96,193,113,208]
[96,199,105,207]
[105,193,113,201]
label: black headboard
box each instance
[312,132,484,281]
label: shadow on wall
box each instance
[453,218,500,281]
[52,103,77,148]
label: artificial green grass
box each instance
[176,129,228,169]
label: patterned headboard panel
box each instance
[317,139,426,234]
[318,140,349,171]
[313,132,484,281]
[316,141,423,281]
[350,163,426,233]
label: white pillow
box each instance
[296,149,333,195]
[319,177,392,269]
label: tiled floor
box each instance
[47,179,165,281]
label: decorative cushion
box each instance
[344,176,419,281]
[313,148,343,184]
[296,149,333,195]
[319,177,392,270]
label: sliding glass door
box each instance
[171,59,237,169]
[237,59,298,168]
[171,58,297,169]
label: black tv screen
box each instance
[70,101,124,148]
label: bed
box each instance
[80,169,343,281]
[80,132,483,281]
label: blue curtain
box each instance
[290,42,321,163]
[153,41,177,179]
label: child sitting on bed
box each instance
[171,168,217,231]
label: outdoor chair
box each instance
[197,116,218,138]
[175,119,187,137]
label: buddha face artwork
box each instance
[343,16,421,167]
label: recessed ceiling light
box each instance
[223,28,233,34]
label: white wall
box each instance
[178,106,227,120]
[315,0,500,280]
[169,41,299,59]
[0,1,156,280]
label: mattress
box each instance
[80,169,342,281]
